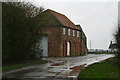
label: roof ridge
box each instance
[46,9,80,30]
[47,9,75,25]
[47,9,65,16]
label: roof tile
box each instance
[47,9,80,30]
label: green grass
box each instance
[3,60,47,72]
[77,57,119,78]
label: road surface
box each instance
[3,54,115,79]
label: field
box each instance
[78,57,119,79]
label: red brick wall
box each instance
[61,28,81,56]
[42,26,62,57]
[42,26,87,57]
[81,39,87,55]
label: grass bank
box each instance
[77,57,119,79]
[3,60,47,72]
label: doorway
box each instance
[67,41,70,56]
[40,36,48,57]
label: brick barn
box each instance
[40,9,87,57]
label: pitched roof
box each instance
[46,9,81,30]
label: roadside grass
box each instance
[3,60,47,72]
[77,57,119,79]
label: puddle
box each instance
[69,65,85,76]
[70,65,85,71]
[3,54,115,79]
[3,68,37,78]
[51,62,65,66]
[47,76,56,78]
[48,71,58,73]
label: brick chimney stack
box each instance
[110,41,112,44]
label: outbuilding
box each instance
[40,9,87,57]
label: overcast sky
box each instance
[32,0,118,50]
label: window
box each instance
[77,31,79,37]
[73,30,75,36]
[68,29,70,35]
[63,28,65,34]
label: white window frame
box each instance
[77,31,79,37]
[63,28,65,34]
[68,29,70,35]
[73,30,75,36]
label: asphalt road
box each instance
[2,54,115,79]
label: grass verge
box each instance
[3,60,47,72]
[77,57,119,79]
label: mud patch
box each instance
[51,62,65,66]
[70,65,85,76]
[48,71,57,73]
[70,65,84,70]
[47,76,55,78]
[3,54,115,79]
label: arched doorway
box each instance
[67,41,70,56]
